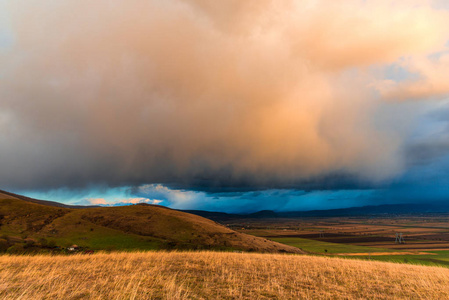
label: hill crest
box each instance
[0,190,302,254]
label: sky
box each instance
[1,0,449,212]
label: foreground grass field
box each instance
[1,252,449,299]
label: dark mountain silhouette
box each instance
[183,203,449,222]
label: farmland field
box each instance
[230,214,449,267]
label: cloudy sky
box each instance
[1,0,449,212]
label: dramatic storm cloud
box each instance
[1,1,449,209]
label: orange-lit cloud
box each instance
[86,197,162,206]
[1,0,449,190]
[378,54,449,100]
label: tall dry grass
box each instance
[1,251,448,299]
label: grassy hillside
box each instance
[1,252,449,299]
[0,194,301,254]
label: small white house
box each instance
[67,244,79,251]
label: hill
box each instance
[0,189,94,208]
[0,191,301,254]
[1,251,448,299]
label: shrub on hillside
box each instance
[0,238,9,252]
[6,243,25,254]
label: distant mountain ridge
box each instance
[183,203,449,221]
[4,188,448,221]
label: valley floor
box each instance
[1,251,449,299]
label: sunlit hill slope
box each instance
[0,190,302,253]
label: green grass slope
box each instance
[0,193,303,254]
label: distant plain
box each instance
[229,215,449,267]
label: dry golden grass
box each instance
[1,252,449,299]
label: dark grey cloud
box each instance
[404,102,449,167]
[1,1,449,193]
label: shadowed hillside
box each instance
[0,191,302,254]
